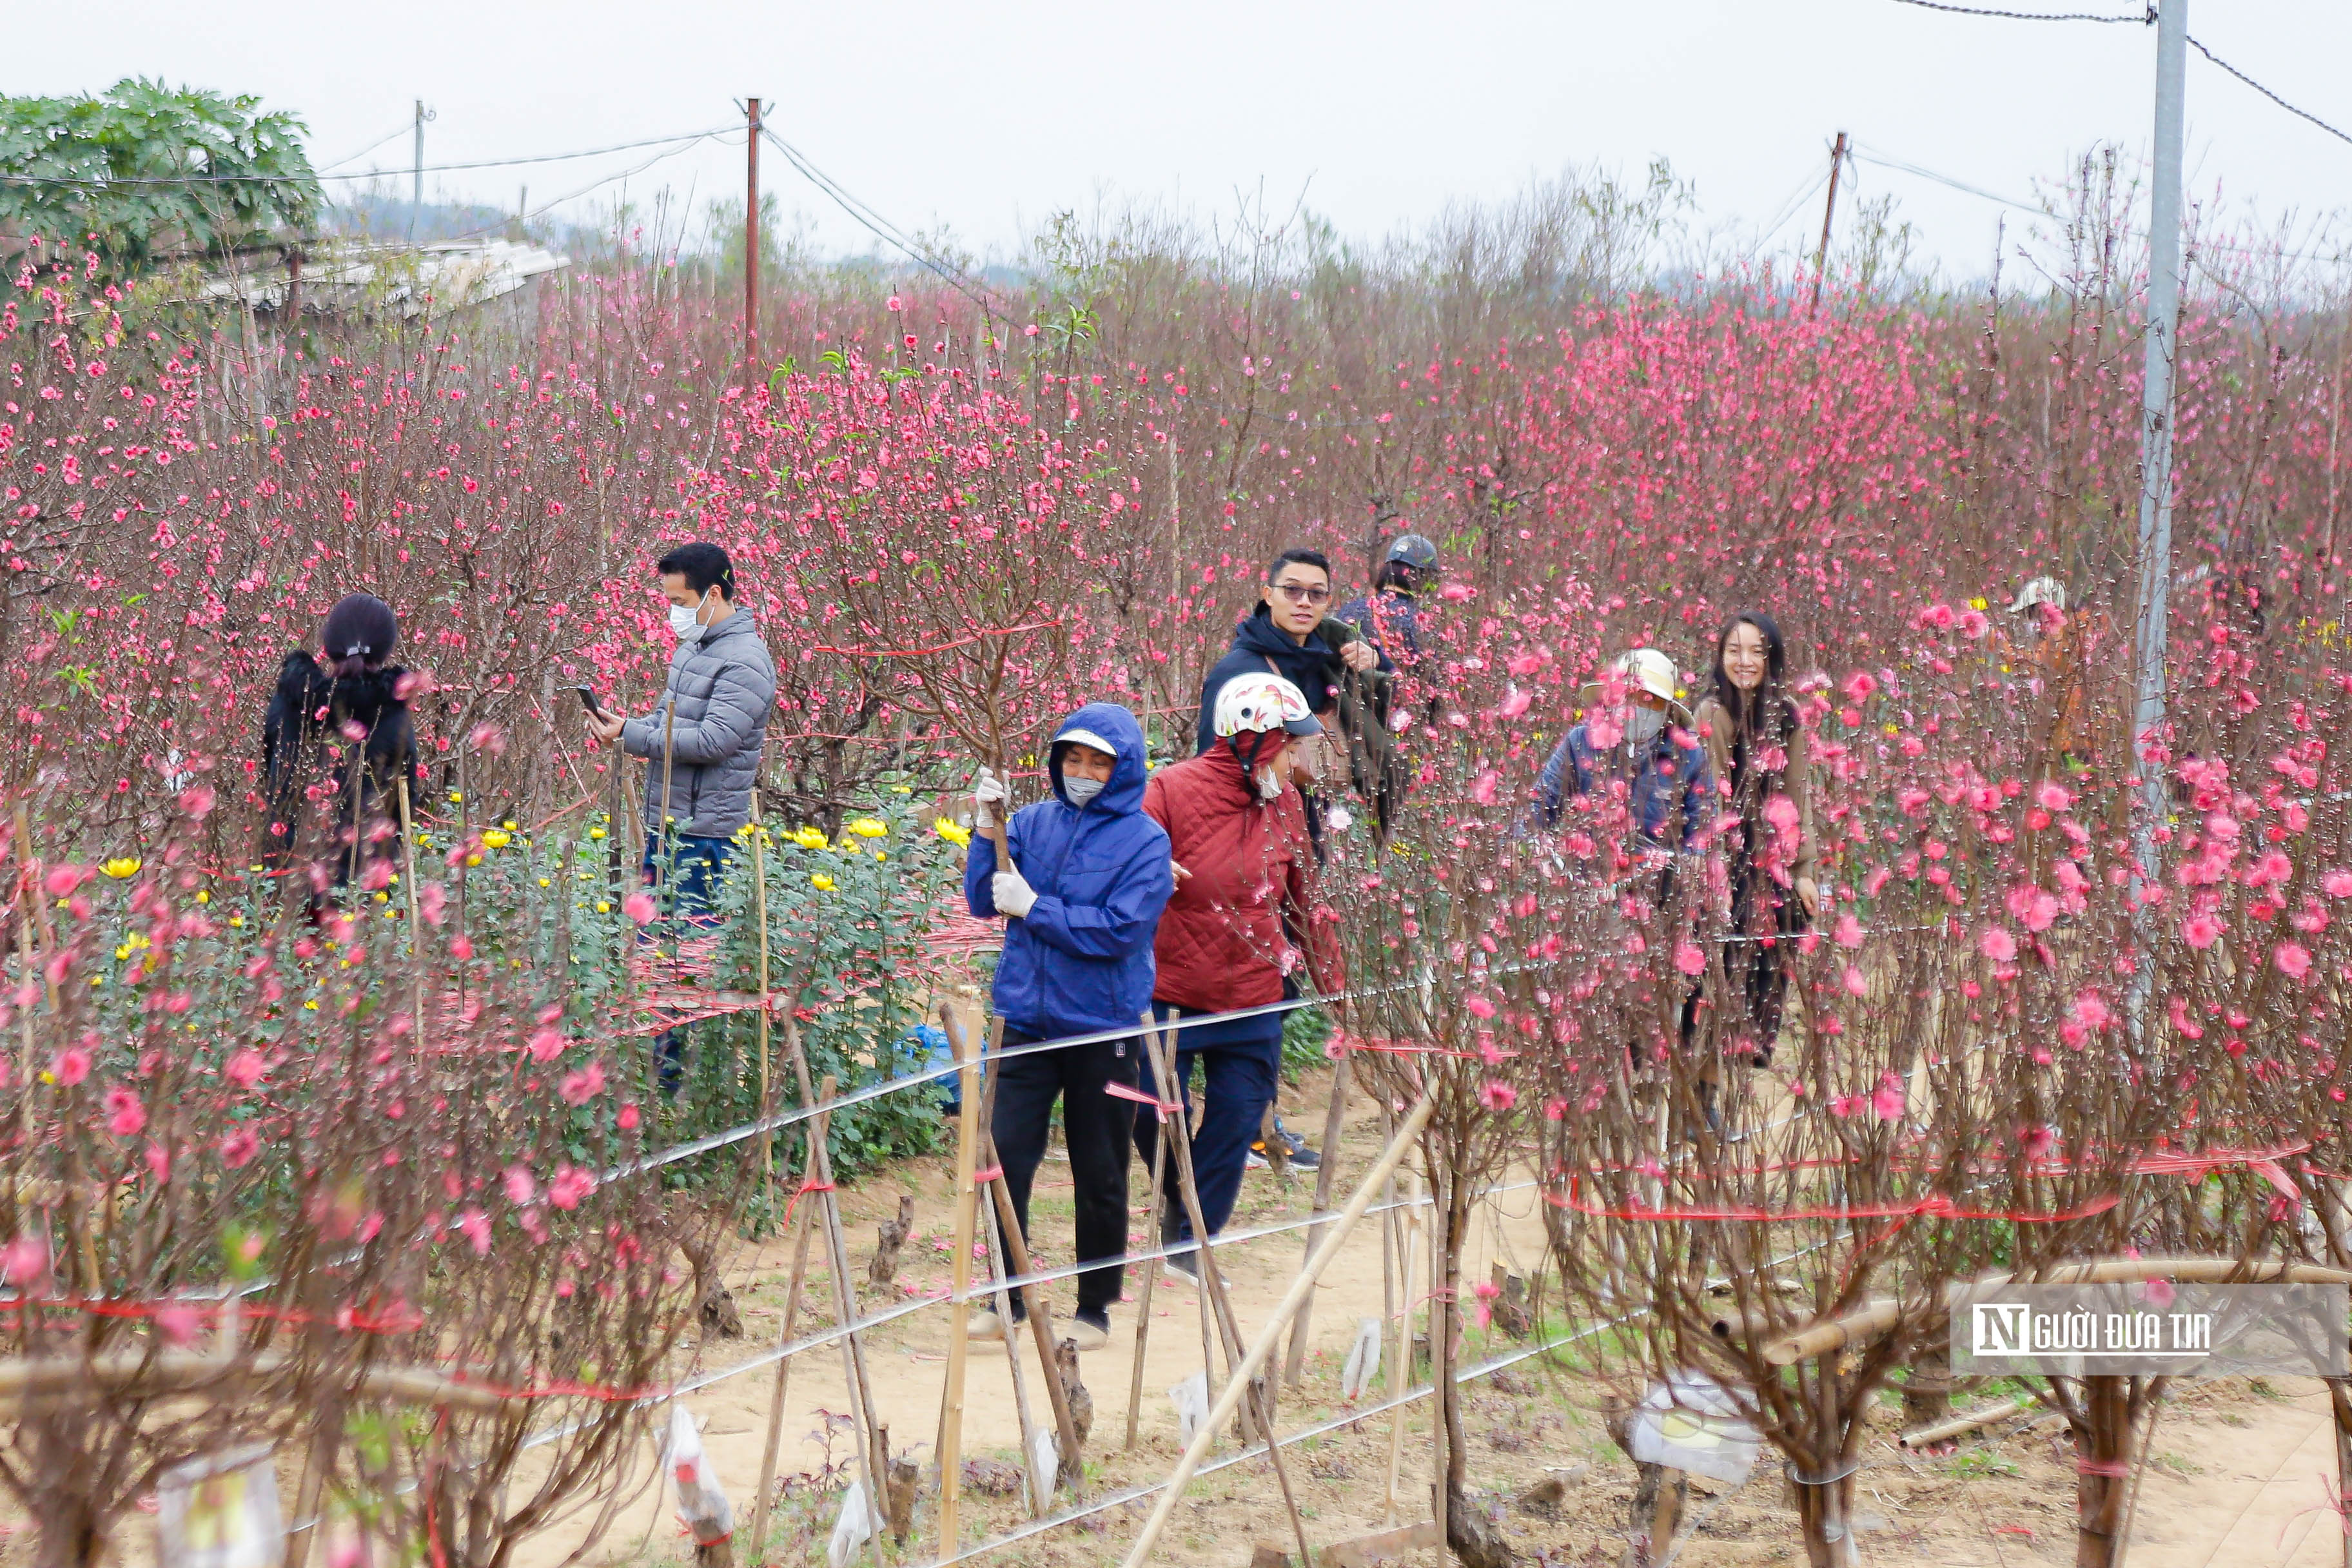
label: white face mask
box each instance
[1623,704,1667,745]
[1255,766,1286,801]
[667,589,710,645]
[1063,777,1106,808]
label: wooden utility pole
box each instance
[745,97,762,389]
[1808,132,1848,316]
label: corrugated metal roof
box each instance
[197,238,569,318]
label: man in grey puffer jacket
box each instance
[591,542,777,1087]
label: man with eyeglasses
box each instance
[1191,548,1387,1171]
[1195,548,1385,761]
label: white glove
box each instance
[992,868,1037,919]
[972,767,1009,830]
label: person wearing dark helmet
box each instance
[262,592,422,895]
[1337,532,1436,666]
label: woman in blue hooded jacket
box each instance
[964,702,1173,1349]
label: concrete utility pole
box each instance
[2133,2,2188,887]
[745,97,762,387]
[1809,131,1848,316]
[409,100,433,242]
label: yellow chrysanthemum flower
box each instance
[481,829,511,849]
[845,818,888,839]
[933,818,972,848]
[811,873,837,892]
[101,857,141,879]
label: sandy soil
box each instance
[513,1065,2352,1568]
[8,1061,2340,1568]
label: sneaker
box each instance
[1251,1119,1320,1171]
[1162,1248,1200,1287]
[965,1308,1006,1341]
[1069,1312,1110,1353]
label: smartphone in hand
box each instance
[573,685,607,720]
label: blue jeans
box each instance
[642,834,733,925]
[1133,1001,1281,1244]
[643,834,734,1093]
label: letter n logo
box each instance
[1973,1302,2028,1355]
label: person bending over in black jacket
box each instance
[262,593,421,899]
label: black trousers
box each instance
[1723,866,1803,1062]
[990,1027,1141,1319]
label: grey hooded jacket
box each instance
[620,609,778,839]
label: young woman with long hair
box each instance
[1691,612,1817,1068]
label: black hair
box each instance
[320,593,398,683]
[656,542,736,600]
[1707,611,1794,767]
[1264,548,1331,583]
[1376,560,1420,593]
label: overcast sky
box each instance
[10,1,2351,278]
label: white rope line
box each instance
[609,910,1950,1186]
[513,1181,1549,1453]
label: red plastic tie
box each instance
[781,1176,836,1230]
[1106,1079,1182,1121]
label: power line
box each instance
[759,126,1012,315]
[1889,0,2352,153]
[1851,140,2352,267]
[1752,164,1834,250]
[0,125,737,188]
[314,121,415,174]
[1890,0,2148,21]
[2187,35,2352,149]
[1850,146,2041,213]
[436,133,736,243]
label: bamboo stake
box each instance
[1141,1024,1228,1407]
[395,780,427,1052]
[1122,1014,1175,1451]
[934,1006,984,1553]
[1139,1017,1313,1568]
[1896,1393,2041,1449]
[1282,1052,1353,1387]
[781,1028,888,1558]
[13,811,37,1113]
[2328,1378,2352,1568]
[979,1126,1088,1503]
[968,1021,1046,1520]
[1147,1020,1263,1427]
[977,1170,1046,1519]
[744,1073,836,1562]
[1383,1162,1419,1524]
[1121,1088,1439,1568]
[749,798,774,1214]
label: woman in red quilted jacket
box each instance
[1138,672,1340,1279]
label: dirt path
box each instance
[5,1056,2341,1568]
[514,1065,2352,1568]
[522,1067,1566,1567]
